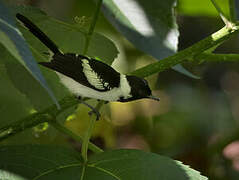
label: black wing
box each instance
[16,14,121,91]
[39,53,120,91]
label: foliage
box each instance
[0,145,207,180]
[1,0,239,179]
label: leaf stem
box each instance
[50,121,103,153]
[194,53,239,63]
[81,101,104,162]
[83,0,103,55]
[0,96,78,142]
[130,24,239,77]
[0,113,51,142]
[81,115,96,162]
[0,96,101,153]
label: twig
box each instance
[130,24,239,77]
[50,120,103,153]
[81,101,104,162]
[83,0,103,55]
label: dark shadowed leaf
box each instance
[0,47,32,127]
[178,0,230,18]
[0,145,208,180]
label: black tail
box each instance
[16,13,61,54]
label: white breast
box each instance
[56,72,132,102]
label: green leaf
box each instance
[0,145,208,180]
[102,0,198,78]
[0,46,69,111]
[0,49,32,127]
[0,169,27,180]
[0,2,60,109]
[102,0,178,57]
[13,6,118,65]
[178,0,230,18]
[172,64,200,79]
[88,149,208,180]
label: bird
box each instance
[16,13,160,119]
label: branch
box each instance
[81,100,104,162]
[130,24,239,78]
[83,0,103,54]
[194,53,239,63]
[50,120,103,153]
[0,96,77,141]
[0,96,103,153]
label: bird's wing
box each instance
[39,53,120,91]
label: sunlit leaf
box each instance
[102,0,198,78]
[178,0,230,18]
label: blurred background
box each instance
[3,0,239,179]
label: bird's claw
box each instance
[88,109,100,120]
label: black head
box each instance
[119,75,160,102]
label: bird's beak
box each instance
[147,95,160,101]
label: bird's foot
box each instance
[78,97,101,120]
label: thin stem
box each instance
[50,121,103,153]
[0,96,77,142]
[0,95,103,153]
[210,0,230,25]
[229,0,237,23]
[81,115,96,162]
[81,101,104,162]
[130,24,239,77]
[83,0,103,54]
[0,113,51,142]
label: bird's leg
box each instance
[97,99,109,104]
[78,97,101,120]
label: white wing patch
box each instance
[82,59,110,90]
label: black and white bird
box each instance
[16,13,159,110]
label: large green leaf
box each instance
[0,145,208,180]
[102,0,198,78]
[0,46,32,127]
[1,49,69,111]
[0,1,59,109]
[0,47,60,143]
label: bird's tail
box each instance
[16,13,61,54]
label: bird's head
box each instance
[119,75,160,102]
